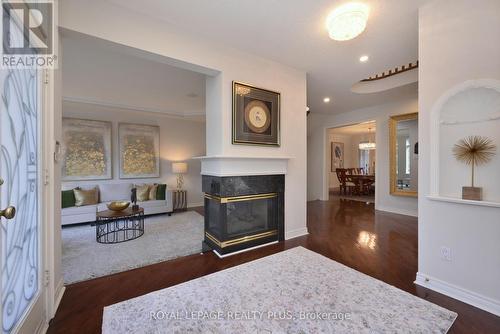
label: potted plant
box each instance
[453,136,496,201]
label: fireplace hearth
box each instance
[202,175,284,257]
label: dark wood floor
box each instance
[47,199,500,334]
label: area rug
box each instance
[102,247,457,334]
[62,211,204,284]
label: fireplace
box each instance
[202,175,284,256]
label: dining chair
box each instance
[336,168,357,195]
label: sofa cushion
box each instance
[62,189,76,208]
[138,200,169,208]
[99,183,133,202]
[61,204,97,216]
[74,187,99,206]
[149,184,158,200]
[136,184,150,202]
[156,184,167,200]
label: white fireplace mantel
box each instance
[193,155,291,177]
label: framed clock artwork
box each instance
[232,81,280,146]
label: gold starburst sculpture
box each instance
[453,136,496,187]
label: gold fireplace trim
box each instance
[205,230,278,248]
[204,192,278,204]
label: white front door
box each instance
[0,66,45,333]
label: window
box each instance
[359,149,370,171]
[405,138,411,175]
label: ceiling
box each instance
[62,33,206,119]
[330,121,376,135]
[106,0,428,115]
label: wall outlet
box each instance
[440,246,452,261]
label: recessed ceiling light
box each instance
[326,2,370,41]
[359,55,369,62]
[323,97,331,103]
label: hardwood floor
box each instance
[47,199,500,334]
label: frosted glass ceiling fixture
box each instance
[326,2,370,41]
[359,55,369,62]
[359,127,376,150]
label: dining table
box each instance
[349,174,375,194]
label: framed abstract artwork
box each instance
[232,81,280,146]
[119,123,160,179]
[331,142,344,172]
[61,118,113,181]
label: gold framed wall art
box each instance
[119,123,160,179]
[61,118,112,181]
[232,81,280,146]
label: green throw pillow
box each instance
[156,184,167,200]
[62,189,76,208]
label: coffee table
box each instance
[95,207,144,244]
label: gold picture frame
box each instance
[118,123,160,179]
[389,112,418,197]
[232,81,280,146]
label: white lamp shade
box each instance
[172,162,188,174]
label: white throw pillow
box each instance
[99,183,133,202]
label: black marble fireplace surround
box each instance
[202,175,284,256]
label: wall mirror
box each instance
[389,112,418,197]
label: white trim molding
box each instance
[375,206,418,217]
[285,227,309,240]
[415,272,500,317]
[427,195,500,209]
[63,96,205,120]
[53,279,66,316]
[195,155,291,177]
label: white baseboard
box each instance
[285,227,309,240]
[415,272,500,316]
[54,278,66,316]
[187,202,204,208]
[375,205,418,217]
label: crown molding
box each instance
[62,96,205,121]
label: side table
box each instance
[173,189,187,211]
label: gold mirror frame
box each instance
[389,112,418,197]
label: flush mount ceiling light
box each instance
[359,55,369,62]
[323,97,331,103]
[326,2,370,41]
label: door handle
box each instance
[0,206,16,220]
[0,178,3,186]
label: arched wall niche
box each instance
[429,79,500,205]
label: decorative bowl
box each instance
[107,201,130,212]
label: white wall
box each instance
[417,0,500,315]
[61,101,205,207]
[59,0,307,247]
[62,35,206,117]
[308,96,418,217]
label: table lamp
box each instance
[172,162,188,189]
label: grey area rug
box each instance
[62,211,204,284]
[102,247,457,334]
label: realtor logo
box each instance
[1,1,56,68]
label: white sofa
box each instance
[62,183,173,226]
